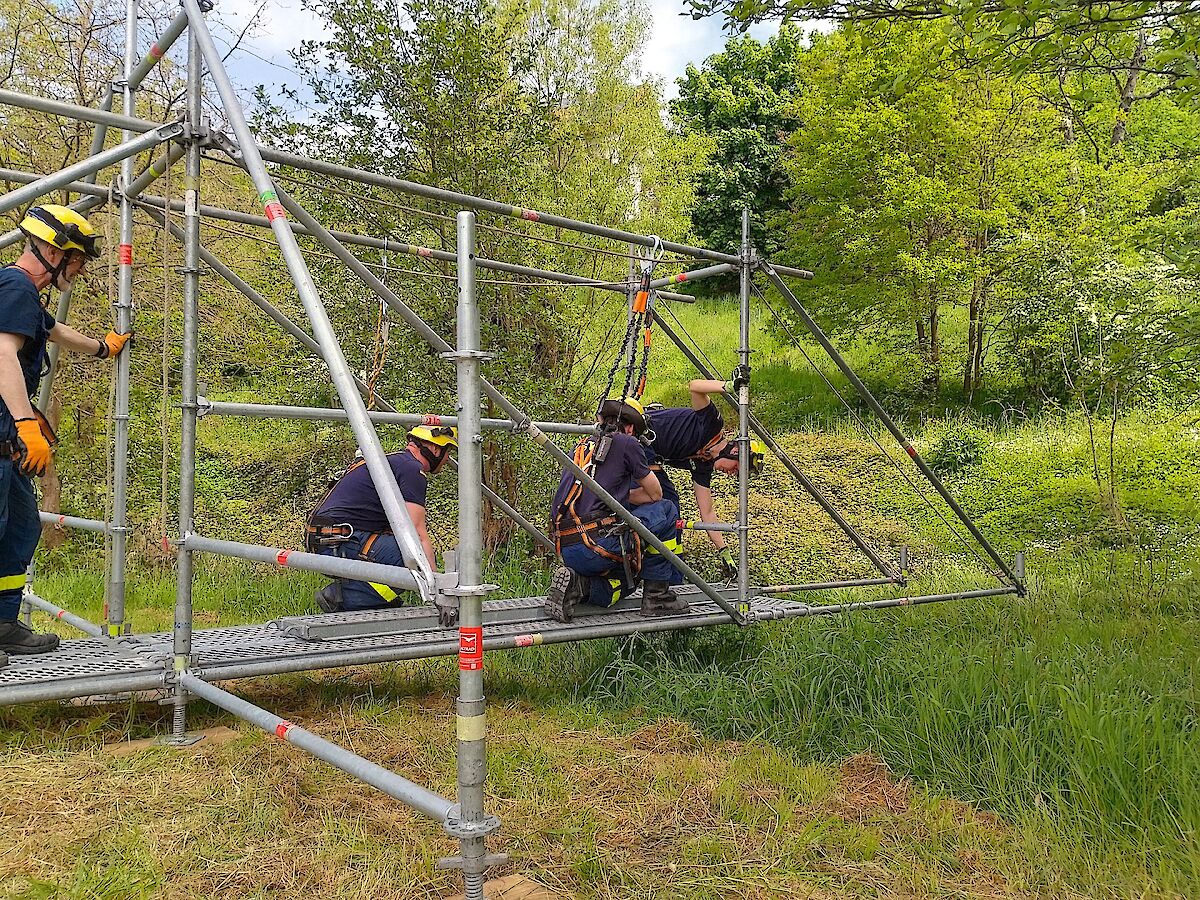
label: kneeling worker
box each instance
[644,379,765,581]
[306,425,457,613]
[547,397,687,622]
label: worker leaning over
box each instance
[306,425,457,613]
[546,397,687,622]
[0,205,132,666]
[643,378,765,582]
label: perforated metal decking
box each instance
[0,589,813,707]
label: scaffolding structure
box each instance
[0,3,1025,894]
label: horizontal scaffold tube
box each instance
[0,124,182,215]
[199,399,595,435]
[0,671,167,706]
[38,511,109,533]
[0,89,813,277]
[183,534,422,592]
[758,577,900,593]
[178,674,454,823]
[0,168,700,305]
[24,592,105,637]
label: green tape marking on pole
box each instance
[257,190,278,204]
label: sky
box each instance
[203,0,781,111]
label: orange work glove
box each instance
[14,417,52,478]
[94,330,132,359]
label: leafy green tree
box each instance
[670,26,805,277]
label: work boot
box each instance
[0,620,61,655]
[639,580,689,617]
[314,582,344,614]
[544,566,585,623]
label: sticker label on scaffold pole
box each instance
[459,627,483,671]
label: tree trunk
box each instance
[1111,30,1147,148]
[926,302,941,390]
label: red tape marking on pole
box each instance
[903,443,918,458]
[119,244,133,266]
[149,43,162,59]
[58,515,66,525]
[417,247,432,257]
[276,550,290,566]
[422,414,442,425]
[275,721,294,739]
[56,610,66,619]
[514,634,539,648]
[459,626,483,670]
[264,201,287,221]
[520,209,540,222]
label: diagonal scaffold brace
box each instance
[180,0,437,599]
[759,262,1025,594]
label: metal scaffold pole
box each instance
[737,209,752,615]
[105,0,140,637]
[181,0,434,597]
[167,23,204,744]
[440,210,503,896]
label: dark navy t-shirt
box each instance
[552,432,650,524]
[0,267,54,441]
[313,449,428,533]
[646,403,724,488]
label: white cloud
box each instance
[641,0,780,101]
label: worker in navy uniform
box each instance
[307,425,457,613]
[546,397,686,622]
[643,379,765,582]
[0,205,131,667]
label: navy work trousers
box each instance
[0,458,39,621]
[317,530,416,611]
[560,498,679,608]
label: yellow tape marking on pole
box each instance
[456,713,486,742]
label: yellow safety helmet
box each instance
[408,424,458,448]
[19,205,101,258]
[717,438,768,475]
[597,396,647,434]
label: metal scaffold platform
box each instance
[0,590,811,706]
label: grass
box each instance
[10,301,1200,897]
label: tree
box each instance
[670,26,805,280]
[253,0,707,547]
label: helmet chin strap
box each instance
[413,440,449,471]
[28,243,69,295]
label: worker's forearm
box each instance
[49,322,103,357]
[0,356,34,421]
[422,537,437,569]
[689,379,725,395]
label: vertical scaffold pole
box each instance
[106,0,139,636]
[737,209,752,615]
[446,211,500,898]
[168,25,203,743]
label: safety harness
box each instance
[552,435,643,580]
[304,458,368,552]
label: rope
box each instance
[160,165,172,541]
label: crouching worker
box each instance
[546,397,687,622]
[306,425,457,613]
